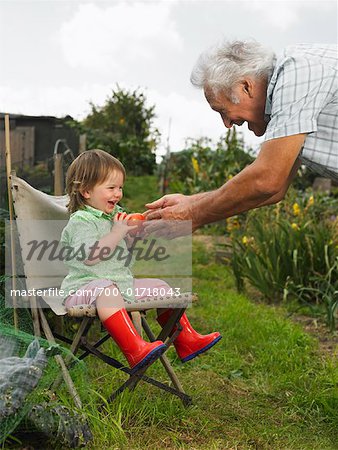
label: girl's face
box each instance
[82,170,124,214]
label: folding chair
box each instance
[8,174,195,408]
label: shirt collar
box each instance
[264,56,278,119]
[83,204,116,220]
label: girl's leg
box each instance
[133,278,173,301]
[96,284,166,374]
[95,284,124,322]
[133,278,223,363]
[157,309,222,363]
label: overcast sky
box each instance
[0,0,337,159]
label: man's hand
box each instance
[143,194,195,237]
[144,194,190,220]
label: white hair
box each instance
[191,39,276,102]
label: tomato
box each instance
[127,213,145,235]
[128,213,145,223]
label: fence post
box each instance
[54,153,64,195]
[4,114,19,330]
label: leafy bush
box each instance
[165,128,254,195]
[69,87,159,176]
[15,163,52,193]
[160,129,253,234]
[226,190,338,330]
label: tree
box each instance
[74,87,160,175]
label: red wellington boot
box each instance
[103,309,166,374]
[157,310,222,362]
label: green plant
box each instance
[16,163,52,193]
[161,129,252,235]
[166,129,254,195]
[68,86,159,176]
[227,190,338,329]
[284,254,338,331]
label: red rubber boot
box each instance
[157,310,222,362]
[103,309,166,374]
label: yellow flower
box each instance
[242,236,248,245]
[226,216,240,232]
[293,203,300,216]
[308,195,314,206]
[291,223,299,231]
[119,117,125,125]
[191,157,199,174]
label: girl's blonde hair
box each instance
[66,149,126,214]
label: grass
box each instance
[4,175,337,448]
[58,173,338,448]
[122,175,159,213]
[74,240,338,449]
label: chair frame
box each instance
[51,307,192,407]
[8,172,194,409]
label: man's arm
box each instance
[144,134,306,230]
[191,134,306,227]
[254,157,302,207]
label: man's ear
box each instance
[242,79,254,98]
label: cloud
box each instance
[247,1,299,31]
[149,90,214,155]
[57,1,182,73]
[244,0,334,32]
[0,83,111,119]
[147,89,263,158]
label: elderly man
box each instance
[145,40,337,231]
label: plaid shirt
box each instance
[264,44,338,181]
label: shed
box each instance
[0,113,79,169]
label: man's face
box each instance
[204,79,268,137]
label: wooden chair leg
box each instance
[69,317,93,354]
[38,308,82,409]
[30,295,41,337]
[141,315,187,396]
[51,317,92,391]
[125,308,191,406]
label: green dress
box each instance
[60,205,135,303]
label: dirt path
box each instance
[290,314,338,357]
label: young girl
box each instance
[60,149,221,374]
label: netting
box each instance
[0,276,92,447]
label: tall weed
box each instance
[227,190,338,329]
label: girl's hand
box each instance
[124,232,135,249]
[113,212,137,237]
